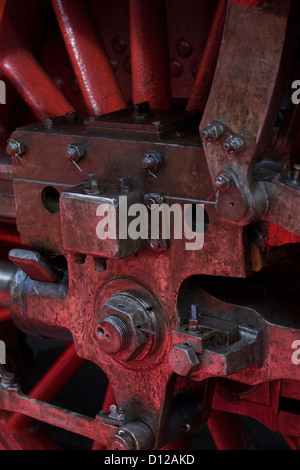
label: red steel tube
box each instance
[6,344,85,430]
[52,0,126,115]
[129,0,171,109]
[186,0,227,113]
[1,49,74,120]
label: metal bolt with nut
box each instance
[215,172,233,191]
[95,292,158,362]
[96,315,130,354]
[142,150,163,172]
[6,138,26,161]
[222,134,244,154]
[168,342,200,376]
[65,142,85,172]
[200,121,225,142]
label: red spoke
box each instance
[1,49,74,120]
[208,410,253,450]
[6,344,85,430]
[186,0,227,112]
[0,308,10,323]
[282,435,299,450]
[129,0,171,109]
[52,0,126,115]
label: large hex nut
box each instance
[169,343,200,376]
[95,292,156,362]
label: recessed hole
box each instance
[97,328,104,337]
[41,186,60,214]
[182,424,191,432]
[229,202,235,208]
[105,335,110,340]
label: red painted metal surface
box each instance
[129,0,171,109]
[186,0,227,112]
[52,0,126,115]
[0,344,84,449]
[207,410,252,450]
[2,49,74,120]
[6,344,85,431]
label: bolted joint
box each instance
[6,138,26,157]
[200,121,225,142]
[142,150,163,171]
[222,134,244,154]
[215,172,234,191]
[96,291,158,362]
[169,343,200,376]
[65,143,85,161]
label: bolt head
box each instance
[222,134,244,154]
[95,315,129,354]
[96,293,154,362]
[6,138,26,156]
[65,143,85,161]
[169,343,200,376]
[200,122,225,142]
[142,150,163,171]
[215,173,233,191]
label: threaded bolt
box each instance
[66,143,85,161]
[215,173,233,191]
[142,150,163,171]
[6,138,26,157]
[169,343,200,376]
[95,315,130,354]
[222,134,244,154]
[200,122,225,142]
